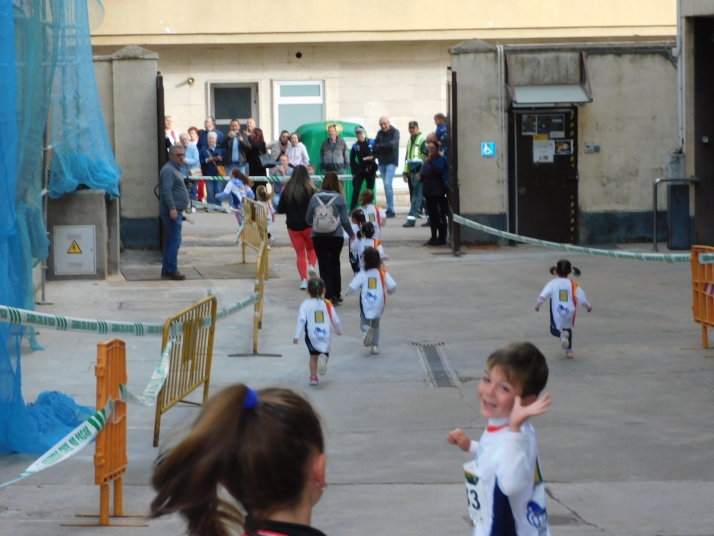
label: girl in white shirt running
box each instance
[294,277,343,386]
[358,189,387,239]
[350,222,388,270]
[535,259,592,359]
[349,209,366,274]
[346,248,396,355]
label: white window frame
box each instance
[208,82,259,130]
[272,80,325,137]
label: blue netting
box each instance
[0,0,106,455]
[48,0,119,199]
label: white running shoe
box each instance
[300,279,308,290]
[309,375,319,386]
[317,353,328,375]
[308,265,317,277]
[363,327,375,347]
[560,331,569,349]
[371,346,379,354]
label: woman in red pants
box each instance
[277,165,319,289]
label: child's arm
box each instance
[346,272,363,296]
[215,180,233,200]
[576,287,592,312]
[349,239,358,260]
[330,306,343,336]
[293,303,307,343]
[385,272,397,295]
[379,207,387,226]
[534,282,552,311]
[377,244,388,261]
[447,429,478,452]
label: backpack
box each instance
[313,194,340,233]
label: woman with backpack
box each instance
[306,172,355,304]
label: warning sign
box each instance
[68,241,82,254]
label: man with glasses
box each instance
[159,144,191,280]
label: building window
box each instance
[274,81,324,135]
[211,83,258,135]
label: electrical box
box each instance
[53,225,96,275]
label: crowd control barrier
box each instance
[691,245,714,348]
[154,295,217,446]
[242,197,270,282]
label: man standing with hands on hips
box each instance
[374,117,400,218]
[159,144,191,280]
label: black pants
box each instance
[425,195,448,240]
[312,236,344,301]
[350,171,376,210]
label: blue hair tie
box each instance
[243,387,259,409]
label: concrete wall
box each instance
[94,45,161,249]
[682,0,714,16]
[452,41,679,245]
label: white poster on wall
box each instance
[533,140,555,163]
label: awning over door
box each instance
[512,84,593,107]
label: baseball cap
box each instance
[408,121,419,128]
[355,126,366,134]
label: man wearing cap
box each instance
[320,124,350,175]
[349,126,377,211]
[402,121,427,227]
[373,117,400,217]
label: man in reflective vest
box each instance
[402,121,427,227]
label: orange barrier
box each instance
[691,245,714,348]
[154,295,217,447]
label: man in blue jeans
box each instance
[374,116,400,217]
[159,144,191,280]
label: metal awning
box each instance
[512,84,593,107]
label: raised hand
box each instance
[447,428,471,452]
[509,393,551,432]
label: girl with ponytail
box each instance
[151,385,327,536]
[293,277,343,386]
[535,259,592,359]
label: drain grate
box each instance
[412,342,456,387]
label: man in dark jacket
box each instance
[374,117,400,217]
[159,145,191,280]
[319,124,349,174]
[349,126,376,210]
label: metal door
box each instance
[446,68,460,255]
[511,108,578,244]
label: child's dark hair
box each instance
[307,277,326,298]
[361,221,375,239]
[361,247,382,270]
[150,384,324,536]
[351,209,366,239]
[230,167,254,186]
[549,259,581,277]
[486,342,549,398]
[358,188,374,206]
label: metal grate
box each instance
[412,342,455,387]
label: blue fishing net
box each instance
[0,0,108,455]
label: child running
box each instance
[346,247,396,354]
[255,184,276,248]
[294,277,343,386]
[215,169,255,225]
[448,342,552,536]
[358,189,387,239]
[535,259,592,359]
[350,221,388,270]
[349,209,366,274]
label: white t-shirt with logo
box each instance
[347,268,396,319]
[538,277,590,330]
[360,204,387,239]
[350,237,387,269]
[294,298,342,354]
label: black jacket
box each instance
[276,189,313,231]
[373,126,400,166]
[421,155,448,197]
[221,133,250,166]
[246,139,267,176]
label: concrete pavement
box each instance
[1,209,713,535]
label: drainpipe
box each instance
[677,0,684,151]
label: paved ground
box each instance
[1,208,713,535]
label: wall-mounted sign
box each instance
[481,142,496,157]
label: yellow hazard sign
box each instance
[68,241,82,254]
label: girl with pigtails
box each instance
[151,384,328,536]
[535,259,592,359]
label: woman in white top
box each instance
[286,133,310,168]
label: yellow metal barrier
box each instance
[240,197,269,354]
[153,295,217,447]
[692,245,714,348]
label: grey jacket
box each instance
[306,191,355,239]
[159,160,190,212]
[320,138,349,172]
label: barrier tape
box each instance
[196,175,350,182]
[217,292,260,320]
[701,253,714,264]
[119,340,172,406]
[0,398,115,489]
[704,283,714,296]
[452,215,692,263]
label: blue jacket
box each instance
[197,129,224,152]
[200,146,225,176]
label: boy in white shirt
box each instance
[448,342,552,536]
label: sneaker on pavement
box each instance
[566,349,574,359]
[317,353,328,375]
[385,210,396,218]
[309,376,319,386]
[403,220,416,227]
[300,279,308,290]
[560,332,569,349]
[371,346,379,354]
[423,239,437,246]
[421,221,431,227]
[308,265,317,277]
[363,327,375,347]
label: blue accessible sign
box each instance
[481,142,496,157]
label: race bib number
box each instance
[464,460,488,525]
[369,214,376,222]
[315,311,325,323]
[368,277,377,289]
[559,290,568,301]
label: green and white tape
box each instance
[217,292,260,320]
[196,175,349,182]
[119,340,172,406]
[452,215,693,263]
[0,398,115,489]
